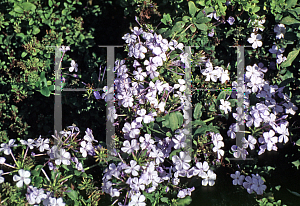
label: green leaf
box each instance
[49,85,55,91]
[188,1,198,17]
[161,197,168,203]
[21,52,27,58]
[193,125,208,136]
[296,139,300,146]
[169,112,179,131]
[192,120,205,127]
[193,103,202,119]
[172,21,186,33]
[280,16,300,25]
[195,23,208,31]
[34,176,43,187]
[182,16,190,22]
[197,0,205,6]
[40,71,46,80]
[21,2,36,12]
[32,27,40,35]
[161,13,172,25]
[35,81,41,88]
[190,25,197,33]
[280,49,300,67]
[204,7,214,14]
[176,111,183,127]
[291,7,300,15]
[49,0,53,7]
[287,188,300,197]
[67,189,78,200]
[286,0,297,8]
[291,160,300,169]
[278,77,295,87]
[166,132,172,137]
[195,17,211,24]
[41,87,50,97]
[14,6,24,13]
[177,196,192,206]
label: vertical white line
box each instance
[54,47,62,141]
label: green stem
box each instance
[57,164,98,183]
[147,126,165,135]
[58,174,73,183]
[203,117,214,123]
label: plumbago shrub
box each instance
[1,1,300,206]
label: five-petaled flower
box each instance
[274,24,286,39]
[13,169,31,188]
[248,33,262,49]
[219,99,231,114]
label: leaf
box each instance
[193,103,202,119]
[278,77,295,87]
[14,5,24,13]
[40,71,46,80]
[161,13,172,25]
[287,188,300,197]
[296,139,300,146]
[188,1,198,17]
[49,0,53,7]
[177,196,192,206]
[193,125,208,136]
[190,25,196,33]
[176,111,184,127]
[32,27,40,35]
[182,16,190,22]
[161,197,168,203]
[172,21,186,33]
[192,120,205,127]
[286,0,297,8]
[291,7,300,15]
[67,189,78,200]
[291,160,300,169]
[195,23,208,31]
[21,2,36,12]
[280,49,300,67]
[34,176,43,187]
[21,52,27,58]
[280,16,300,25]
[169,112,179,131]
[41,87,50,97]
[195,17,211,24]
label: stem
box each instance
[1,172,12,175]
[146,126,166,135]
[3,163,16,169]
[23,146,29,163]
[58,174,73,183]
[41,168,51,183]
[10,152,19,168]
[166,67,184,75]
[203,117,214,123]
[183,23,194,33]
[118,153,126,163]
[132,152,137,162]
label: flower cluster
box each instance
[99,27,218,205]
[228,61,297,158]
[231,171,267,195]
[200,60,230,84]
